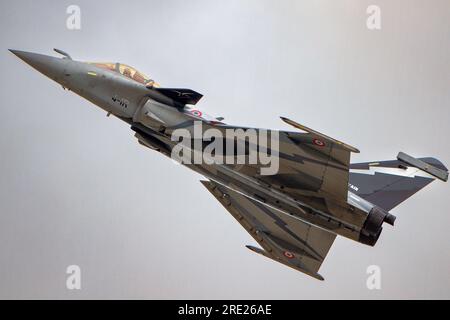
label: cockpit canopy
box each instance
[89,62,160,87]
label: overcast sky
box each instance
[0,0,449,299]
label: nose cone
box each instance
[9,49,68,83]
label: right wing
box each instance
[201,180,336,280]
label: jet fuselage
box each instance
[10,50,395,248]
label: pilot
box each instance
[123,68,132,78]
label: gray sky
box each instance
[0,0,449,299]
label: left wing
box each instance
[206,117,359,203]
[201,180,336,280]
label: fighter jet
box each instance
[10,49,448,280]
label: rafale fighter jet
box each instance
[10,49,448,280]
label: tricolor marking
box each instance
[312,138,325,147]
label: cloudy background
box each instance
[0,0,449,299]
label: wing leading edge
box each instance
[201,180,336,280]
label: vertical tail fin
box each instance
[349,152,448,211]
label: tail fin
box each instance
[349,152,448,211]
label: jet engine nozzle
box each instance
[359,206,395,246]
